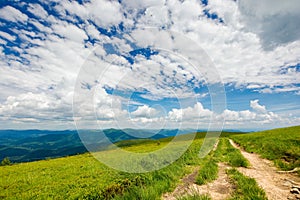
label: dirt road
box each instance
[162,139,300,200]
[229,139,300,200]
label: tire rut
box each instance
[162,163,233,200]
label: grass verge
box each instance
[227,168,267,200]
[177,193,212,200]
[195,137,249,186]
[230,126,300,172]
[0,134,207,199]
[215,138,249,168]
[195,158,218,185]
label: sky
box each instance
[0,0,299,131]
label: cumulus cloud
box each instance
[92,87,128,121]
[250,100,267,113]
[0,92,73,122]
[0,0,299,129]
[0,81,297,129]
[56,0,124,28]
[219,100,289,128]
[0,31,16,41]
[168,102,213,121]
[0,6,28,23]
[165,100,290,129]
[2,0,299,97]
[131,105,158,118]
[27,3,48,18]
[52,23,88,43]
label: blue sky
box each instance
[0,0,299,131]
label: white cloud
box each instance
[131,105,158,118]
[1,0,299,98]
[250,99,267,113]
[57,0,124,28]
[220,101,283,126]
[0,31,16,41]
[168,102,212,122]
[138,5,170,27]
[88,0,124,28]
[92,87,128,121]
[162,0,300,93]
[0,0,299,129]
[0,6,28,23]
[121,0,164,9]
[0,92,72,122]
[27,3,48,18]
[52,23,88,43]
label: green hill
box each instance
[0,126,299,199]
[0,132,208,199]
[230,125,300,171]
[0,129,202,163]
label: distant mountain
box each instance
[0,130,85,162]
[0,129,185,163]
[0,129,244,163]
[0,129,75,139]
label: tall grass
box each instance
[227,168,267,200]
[195,158,218,185]
[177,194,212,200]
[195,137,249,186]
[214,139,249,168]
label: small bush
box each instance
[1,157,11,166]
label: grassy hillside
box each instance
[0,133,208,199]
[0,129,203,163]
[1,127,298,199]
[230,126,300,171]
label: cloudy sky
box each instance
[0,0,299,131]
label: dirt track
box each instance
[162,139,300,200]
[229,139,300,200]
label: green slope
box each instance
[0,133,208,199]
[1,126,299,199]
[230,125,300,171]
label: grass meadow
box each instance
[0,133,206,199]
[1,126,298,199]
